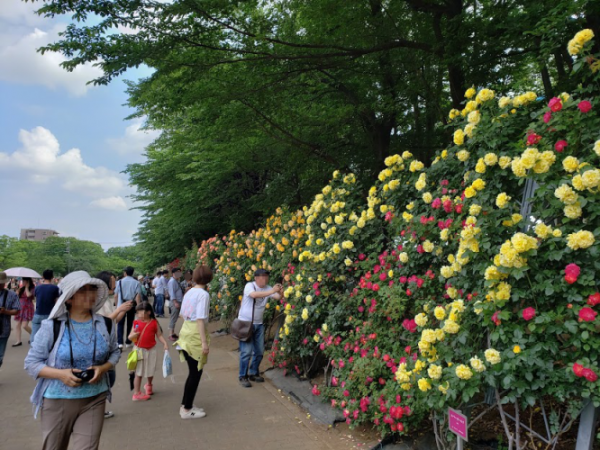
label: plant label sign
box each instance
[448,408,468,442]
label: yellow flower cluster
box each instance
[510,148,556,177]
[495,192,511,209]
[566,230,595,250]
[512,91,537,107]
[455,364,473,380]
[568,29,595,56]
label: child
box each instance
[129,302,169,401]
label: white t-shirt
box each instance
[238,282,272,325]
[153,276,166,295]
[180,288,210,325]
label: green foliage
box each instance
[0,236,149,277]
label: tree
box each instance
[27,0,599,264]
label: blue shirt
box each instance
[115,277,141,306]
[44,318,109,399]
[34,284,60,316]
[167,278,183,302]
[0,288,20,338]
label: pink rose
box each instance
[491,310,501,326]
[543,111,552,123]
[565,263,581,277]
[578,100,592,113]
[573,363,584,377]
[579,307,597,322]
[554,140,568,152]
[522,307,536,321]
[312,385,321,396]
[548,97,562,112]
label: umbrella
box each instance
[4,267,43,278]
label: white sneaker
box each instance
[180,405,205,413]
[180,407,206,419]
[125,344,132,349]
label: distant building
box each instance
[20,228,59,242]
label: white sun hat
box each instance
[48,271,109,319]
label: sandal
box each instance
[12,342,22,347]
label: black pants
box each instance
[181,351,203,409]
[117,307,136,345]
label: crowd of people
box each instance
[0,264,281,450]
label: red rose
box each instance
[578,100,592,113]
[491,310,501,326]
[548,97,562,112]
[527,133,542,145]
[543,111,552,123]
[579,307,597,322]
[587,293,600,306]
[312,385,321,396]
[522,307,536,321]
[554,140,568,152]
[565,274,578,284]
[573,363,585,377]
[583,368,598,382]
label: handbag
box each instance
[126,320,153,371]
[231,284,257,342]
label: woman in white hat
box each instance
[25,271,121,450]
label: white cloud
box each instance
[0,25,102,96]
[0,0,102,96]
[107,118,160,159]
[0,126,126,198]
[90,196,128,211]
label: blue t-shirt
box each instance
[44,319,109,399]
[34,284,60,316]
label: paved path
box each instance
[0,318,372,450]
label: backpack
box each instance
[52,316,113,348]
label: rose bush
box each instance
[186,31,600,447]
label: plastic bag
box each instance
[162,351,172,378]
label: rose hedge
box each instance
[190,30,600,443]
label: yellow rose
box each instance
[465,87,476,99]
[434,307,446,320]
[399,252,409,263]
[453,129,465,146]
[495,192,511,209]
[455,364,473,380]
[464,186,476,198]
[564,203,582,219]
[513,345,521,354]
[566,230,595,250]
[414,312,428,327]
[467,110,481,124]
[484,349,501,365]
[469,356,486,373]
[563,156,579,173]
[472,178,486,191]
[418,378,432,392]
[498,97,512,108]
[475,158,486,174]
[342,240,354,250]
[443,319,460,334]
[428,364,443,380]
[423,240,434,253]
[422,192,433,204]
[476,88,495,103]
[594,140,600,157]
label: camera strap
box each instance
[67,315,97,368]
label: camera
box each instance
[73,369,96,382]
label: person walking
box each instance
[128,302,168,401]
[238,269,282,387]
[175,265,213,419]
[95,271,135,419]
[13,277,35,346]
[167,268,183,341]
[152,271,166,318]
[31,270,60,344]
[114,267,142,349]
[181,269,194,293]
[0,271,20,370]
[24,271,121,450]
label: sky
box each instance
[0,0,159,248]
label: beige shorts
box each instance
[135,345,158,377]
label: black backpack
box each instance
[52,316,112,348]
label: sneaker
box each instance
[180,405,204,413]
[125,343,132,349]
[104,411,115,419]
[118,344,124,350]
[239,377,252,388]
[249,375,265,382]
[144,383,154,396]
[132,392,151,402]
[180,407,206,419]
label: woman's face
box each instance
[69,284,98,310]
[109,275,116,293]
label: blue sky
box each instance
[0,0,158,248]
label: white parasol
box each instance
[4,267,43,278]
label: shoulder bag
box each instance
[230,283,257,342]
[126,320,153,371]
